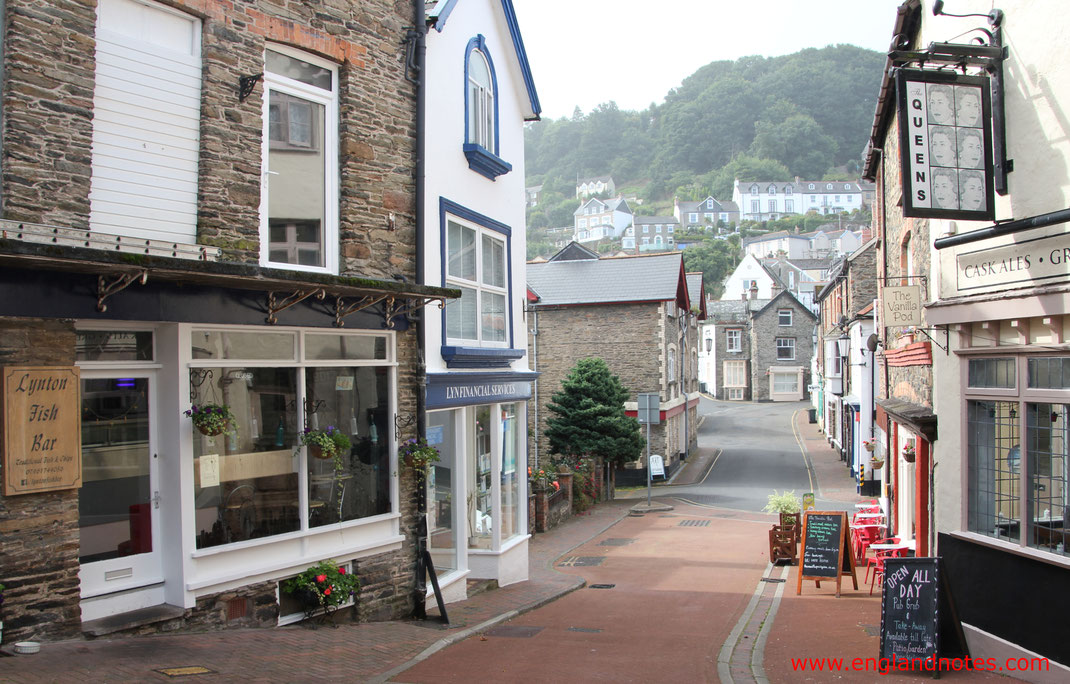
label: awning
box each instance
[877,397,938,442]
[0,234,459,328]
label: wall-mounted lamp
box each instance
[932,0,1003,28]
[239,73,263,103]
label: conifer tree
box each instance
[545,358,644,464]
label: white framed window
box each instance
[444,214,509,347]
[768,200,777,213]
[724,360,746,387]
[726,328,742,352]
[728,387,744,400]
[808,183,815,190]
[668,225,674,233]
[750,185,759,195]
[785,186,793,194]
[751,200,759,213]
[641,236,649,245]
[643,225,649,233]
[826,183,833,190]
[778,309,792,326]
[656,225,662,233]
[785,200,794,212]
[704,212,714,222]
[579,219,587,229]
[689,213,698,223]
[706,199,714,209]
[776,337,796,360]
[844,184,851,190]
[626,226,634,235]
[767,185,777,195]
[667,236,674,245]
[261,46,338,273]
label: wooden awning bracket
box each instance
[97,270,148,312]
[266,288,325,324]
[334,294,390,328]
[383,295,448,330]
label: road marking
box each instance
[791,409,817,496]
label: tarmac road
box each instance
[671,398,818,513]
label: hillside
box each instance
[524,45,885,228]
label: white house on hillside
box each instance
[742,231,811,259]
[731,179,863,222]
[423,0,540,602]
[574,196,632,242]
[674,196,740,229]
[575,175,615,198]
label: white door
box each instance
[78,371,164,602]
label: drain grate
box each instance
[486,625,544,638]
[589,583,616,589]
[568,627,603,633]
[599,538,636,546]
[678,519,710,527]
[558,555,605,567]
[760,577,787,583]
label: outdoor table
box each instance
[868,541,910,551]
[855,512,885,519]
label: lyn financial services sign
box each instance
[896,69,995,221]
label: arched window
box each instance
[464,36,510,179]
[467,47,494,149]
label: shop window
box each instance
[444,212,509,347]
[772,372,799,394]
[968,357,1015,389]
[427,411,458,574]
[188,329,395,550]
[1026,403,1068,554]
[76,330,155,362]
[469,405,493,549]
[1027,357,1070,389]
[500,403,521,542]
[261,47,338,272]
[967,399,1021,542]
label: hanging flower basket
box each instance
[870,458,885,470]
[184,404,235,437]
[901,445,916,463]
[400,438,440,472]
[862,439,875,452]
[300,426,351,461]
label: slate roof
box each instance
[527,251,685,306]
[741,180,862,194]
[706,298,769,324]
[686,272,707,319]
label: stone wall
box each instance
[0,318,81,643]
[876,115,934,407]
[528,302,663,467]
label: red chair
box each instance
[869,546,909,595]
[855,525,883,562]
[864,537,900,583]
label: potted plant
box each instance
[762,489,801,516]
[399,437,440,472]
[281,559,360,623]
[862,438,876,452]
[183,403,235,437]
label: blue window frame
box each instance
[439,198,524,368]
[463,35,511,180]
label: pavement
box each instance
[0,406,1024,683]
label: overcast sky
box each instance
[512,0,905,120]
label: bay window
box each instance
[445,216,509,347]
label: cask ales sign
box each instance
[2,366,82,495]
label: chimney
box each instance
[741,292,748,302]
[749,283,759,300]
[771,284,783,298]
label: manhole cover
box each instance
[486,625,544,638]
[678,519,710,527]
[568,627,603,633]
[558,556,605,567]
[589,583,616,589]
[599,538,636,546]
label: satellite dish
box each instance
[866,334,881,353]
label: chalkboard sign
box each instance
[880,557,968,663]
[796,511,857,597]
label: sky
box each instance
[511,0,905,120]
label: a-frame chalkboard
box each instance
[880,557,968,668]
[796,510,858,597]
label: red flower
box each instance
[316,574,327,583]
[324,587,332,596]
[338,567,346,575]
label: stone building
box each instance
[526,243,704,485]
[0,0,461,643]
[748,290,817,402]
[864,0,1070,671]
[703,298,766,401]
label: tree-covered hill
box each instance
[524,44,885,225]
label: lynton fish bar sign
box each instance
[896,69,995,221]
